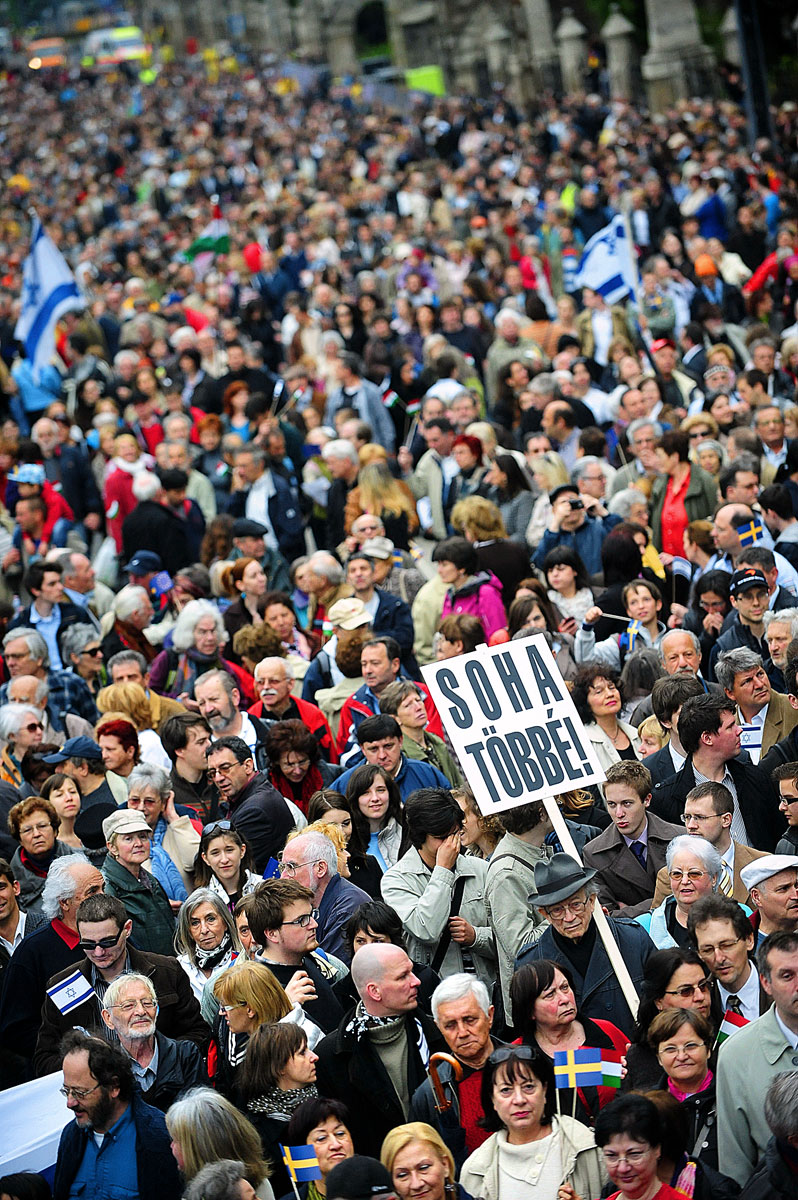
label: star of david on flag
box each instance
[46,969,94,1015]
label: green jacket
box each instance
[102,853,176,957]
[649,463,718,553]
[402,731,463,787]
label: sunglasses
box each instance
[488,1045,536,1066]
[204,820,232,836]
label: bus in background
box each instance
[82,25,149,68]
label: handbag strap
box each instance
[431,874,468,974]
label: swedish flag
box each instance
[553,1047,603,1088]
[280,1145,322,1183]
[626,619,643,651]
[736,520,764,546]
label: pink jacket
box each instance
[441,571,507,639]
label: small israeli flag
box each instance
[14,215,84,375]
[575,214,639,305]
[46,969,94,1015]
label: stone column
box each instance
[601,4,636,100]
[642,0,714,109]
[519,0,560,90]
[721,8,741,65]
[556,9,588,95]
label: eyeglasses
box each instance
[488,1045,535,1065]
[78,930,123,952]
[699,599,726,612]
[545,898,589,921]
[657,1040,706,1058]
[82,647,103,657]
[204,820,232,836]
[221,1002,247,1013]
[106,999,157,1014]
[281,908,319,927]
[603,1149,651,1166]
[697,937,743,958]
[662,978,712,999]
[277,857,321,877]
[59,1083,101,1101]
[668,869,708,882]
[21,722,43,733]
[281,756,311,771]
[19,820,53,836]
[207,762,238,779]
[680,812,716,824]
[688,430,711,440]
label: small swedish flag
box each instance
[280,1145,322,1183]
[736,520,764,546]
[626,619,643,651]
[553,1047,603,1088]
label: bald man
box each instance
[314,943,444,1156]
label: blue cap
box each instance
[43,736,103,764]
[10,464,46,485]
[122,551,163,574]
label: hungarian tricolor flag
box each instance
[716,1009,749,1044]
[185,203,230,275]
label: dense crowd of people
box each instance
[2,54,798,1200]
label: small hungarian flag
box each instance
[717,1009,750,1043]
[406,399,422,416]
[737,519,764,546]
[554,1047,622,1088]
[185,203,230,262]
[382,388,400,409]
[280,1145,322,1183]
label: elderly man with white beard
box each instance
[101,972,204,1111]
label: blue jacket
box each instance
[516,915,654,1039]
[53,1092,182,1200]
[336,753,453,800]
[373,588,416,666]
[226,469,305,563]
[324,379,396,452]
[316,872,371,963]
[533,514,621,575]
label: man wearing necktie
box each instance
[688,892,771,1021]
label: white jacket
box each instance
[460,1118,607,1200]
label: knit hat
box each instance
[694,254,718,277]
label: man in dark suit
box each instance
[583,761,684,917]
[643,674,707,786]
[650,693,785,851]
[687,893,771,1020]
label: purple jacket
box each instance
[441,571,506,638]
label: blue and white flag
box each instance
[0,1070,68,1182]
[46,968,94,1015]
[575,214,639,305]
[14,215,84,374]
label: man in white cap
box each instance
[741,854,798,947]
[717,930,798,1185]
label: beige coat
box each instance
[460,1118,607,1200]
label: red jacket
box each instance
[248,694,338,763]
[336,680,444,757]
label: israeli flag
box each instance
[14,215,84,374]
[46,968,94,1015]
[0,1070,68,1181]
[575,214,639,305]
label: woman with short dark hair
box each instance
[650,429,718,558]
[264,720,341,815]
[433,537,507,640]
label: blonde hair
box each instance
[451,495,506,541]
[358,443,389,466]
[288,820,347,874]
[638,715,668,749]
[166,1088,269,1186]
[381,1122,455,1182]
[212,960,292,1023]
[96,682,152,731]
[531,452,569,490]
[357,461,416,522]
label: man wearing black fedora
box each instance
[515,852,655,1038]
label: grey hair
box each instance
[659,628,701,661]
[665,835,722,883]
[763,607,798,636]
[163,412,192,436]
[127,762,172,800]
[307,551,344,586]
[714,647,765,694]
[40,853,92,919]
[695,438,724,461]
[764,1072,798,1140]
[289,831,338,876]
[132,472,161,502]
[529,373,556,398]
[627,417,663,440]
[608,488,649,520]
[8,676,48,704]
[102,970,156,1011]
[114,585,151,621]
[171,599,227,653]
[195,668,237,700]
[254,656,294,682]
[183,1161,248,1200]
[0,702,42,742]
[322,438,359,466]
[114,349,140,370]
[431,974,491,1024]
[174,888,239,962]
[495,307,523,329]
[108,650,148,676]
[60,623,99,664]
[3,626,48,667]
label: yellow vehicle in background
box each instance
[27,36,67,69]
[82,26,150,68]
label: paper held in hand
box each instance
[421,632,606,815]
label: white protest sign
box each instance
[421,632,606,815]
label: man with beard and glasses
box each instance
[100,972,204,1111]
[205,737,294,873]
[53,1030,181,1200]
[194,669,272,771]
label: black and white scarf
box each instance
[345,1002,429,1065]
[195,931,233,972]
[247,1082,318,1117]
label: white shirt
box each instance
[0,907,26,957]
[668,743,686,771]
[719,958,760,1022]
[591,307,614,366]
[774,1007,798,1050]
[245,470,278,550]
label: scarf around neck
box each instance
[247,1082,318,1117]
[195,931,232,971]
